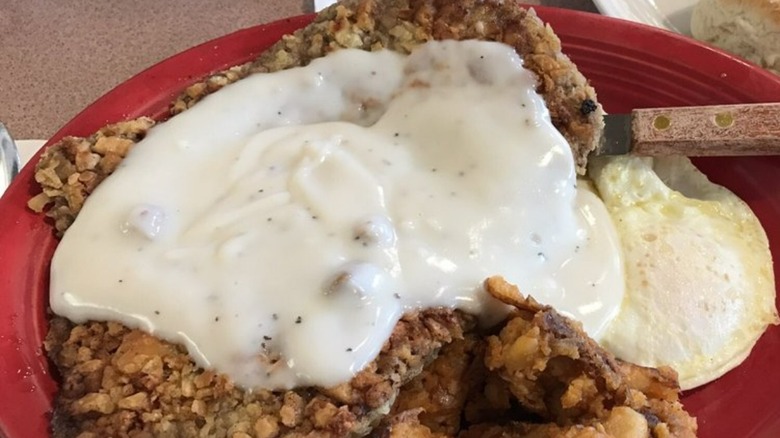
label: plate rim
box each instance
[2,5,780,438]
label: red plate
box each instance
[2,7,780,438]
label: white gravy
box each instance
[50,41,625,390]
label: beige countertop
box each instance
[0,0,598,140]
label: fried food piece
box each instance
[388,335,480,435]
[28,118,155,234]
[461,339,536,427]
[31,1,620,437]
[370,409,449,438]
[462,368,517,426]
[33,0,603,235]
[171,0,604,175]
[482,277,697,438]
[461,422,611,438]
[46,310,474,438]
[460,406,649,438]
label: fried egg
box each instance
[589,155,778,390]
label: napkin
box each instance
[314,0,337,11]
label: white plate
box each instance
[592,0,699,35]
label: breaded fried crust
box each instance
[387,335,481,435]
[459,405,660,438]
[369,410,449,438]
[30,0,603,235]
[28,118,156,234]
[172,0,603,173]
[46,310,474,438]
[28,2,637,437]
[481,277,697,438]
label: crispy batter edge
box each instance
[32,1,607,436]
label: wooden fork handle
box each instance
[631,102,780,156]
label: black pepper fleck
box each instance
[346,348,353,352]
[393,293,401,299]
[154,310,160,315]
[118,279,124,283]
[215,316,220,322]
[272,313,279,320]
[267,217,273,222]
[295,316,302,324]
[580,98,598,116]
[263,335,272,341]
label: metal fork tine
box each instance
[0,122,21,196]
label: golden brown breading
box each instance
[172,0,604,175]
[32,0,602,236]
[369,409,449,438]
[382,405,656,438]
[482,277,697,438]
[27,1,696,437]
[31,0,602,235]
[461,422,610,438]
[460,406,650,438]
[46,310,474,438]
[462,366,516,426]
[387,335,480,435]
[28,118,155,234]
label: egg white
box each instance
[589,156,778,390]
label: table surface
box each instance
[0,0,599,140]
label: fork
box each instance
[0,122,21,196]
